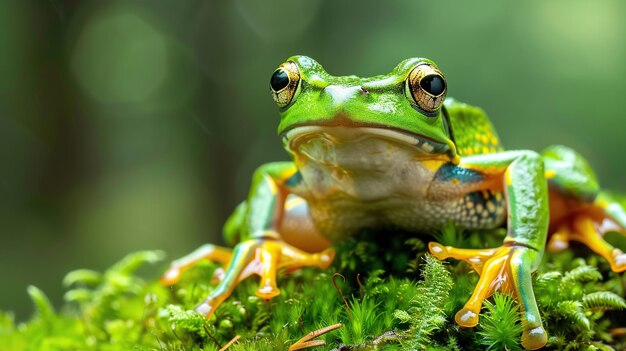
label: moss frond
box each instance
[556,300,591,331]
[432,221,468,247]
[62,269,102,287]
[397,254,453,349]
[561,265,602,287]
[535,271,562,289]
[341,297,381,345]
[108,250,165,275]
[164,304,210,338]
[476,294,522,351]
[582,291,626,311]
[26,286,55,323]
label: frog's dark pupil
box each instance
[270,69,290,91]
[420,75,445,96]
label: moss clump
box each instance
[1,228,626,350]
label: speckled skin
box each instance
[163,56,626,350]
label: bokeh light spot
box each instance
[72,11,168,104]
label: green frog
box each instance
[162,56,626,350]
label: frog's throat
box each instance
[281,124,459,163]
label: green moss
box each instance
[1,229,626,351]
[476,294,522,351]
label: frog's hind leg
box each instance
[428,243,498,274]
[194,238,335,317]
[542,146,626,272]
[594,191,626,237]
[549,192,626,273]
[160,201,252,286]
[542,145,626,272]
[571,215,626,273]
[161,244,233,286]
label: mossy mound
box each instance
[1,226,626,350]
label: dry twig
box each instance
[218,335,241,351]
[332,273,352,320]
[288,323,343,351]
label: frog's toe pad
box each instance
[547,232,569,253]
[454,308,479,328]
[522,326,548,350]
[211,267,226,284]
[257,285,281,300]
[611,249,626,272]
[195,299,218,317]
[428,242,449,260]
[160,267,181,286]
[318,248,336,269]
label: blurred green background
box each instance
[1,0,625,319]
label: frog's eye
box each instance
[270,61,301,109]
[405,64,447,114]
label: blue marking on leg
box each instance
[435,163,484,183]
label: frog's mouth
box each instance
[281,123,455,159]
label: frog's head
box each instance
[271,55,459,164]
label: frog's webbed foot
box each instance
[548,216,626,273]
[429,242,547,350]
[161,244,233,286]
[183,238,334,317]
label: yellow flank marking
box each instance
[467,201,474,209]
[279,165,298,181]
[495,192,502,201]
[482,146,490,154]
[545,169,557,179]
[476,204,484,213]
[421,160,444,172]
[487,201,495,212]
[452,154,462,165]
[473,146,481,154]
[489,135,499,145]
[452,178,460,185]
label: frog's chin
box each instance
[281,125,452,159]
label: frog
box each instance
[161,56,626,350]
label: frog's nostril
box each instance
[360,87,369,94]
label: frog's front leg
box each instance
[429,151,549,350]
[162,162,335,317]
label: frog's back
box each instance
[444,98,504,156]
